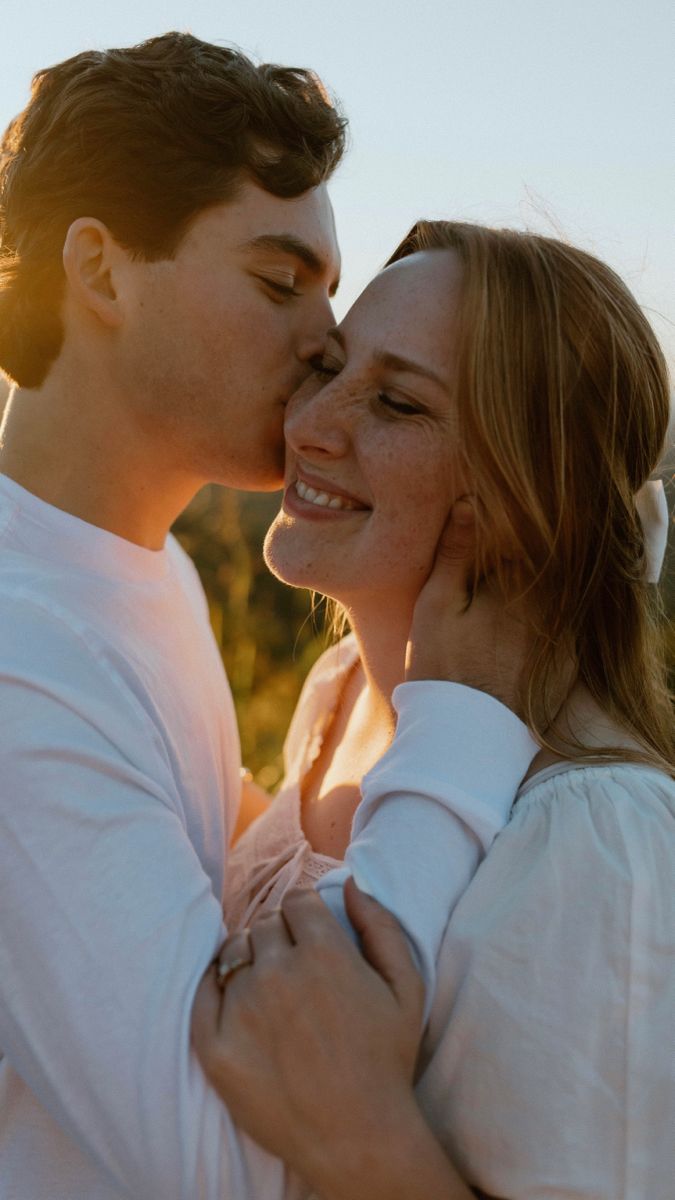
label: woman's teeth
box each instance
[295,479,358,511]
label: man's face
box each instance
[118,180,340,491]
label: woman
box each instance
[197,222,675,1198]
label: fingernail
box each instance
[453,502,475,527]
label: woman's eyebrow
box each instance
[242,234,340,295]
[329,327,445,387]
[374,350,446,388]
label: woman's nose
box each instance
[284,378,350,460]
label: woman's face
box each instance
[264,249,467,608]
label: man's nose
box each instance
[295,293,335,364]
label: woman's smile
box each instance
[284,465,371,520]
[265,250,466,605]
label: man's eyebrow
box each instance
[242,234,340,294]
[327,328,446,388]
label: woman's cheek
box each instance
[385,491,449,580]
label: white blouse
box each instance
[225,641,675,1199]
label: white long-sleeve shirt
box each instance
[0,474,288,1199]
[0,475,537,1199]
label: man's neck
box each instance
[0,378,201,550]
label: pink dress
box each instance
[224,637,359,931]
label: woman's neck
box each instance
[525,681,648,780]
[298,595,412,859]
[342,594,412,727]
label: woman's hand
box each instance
[191,884,472,1200]
[406,498,535,720]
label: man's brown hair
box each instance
[0,31,347,387]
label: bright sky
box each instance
[1,0,674,367]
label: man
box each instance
[0,32,538,1199]
[0,32,409,1199]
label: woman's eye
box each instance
[377,392,420,416]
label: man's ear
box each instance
[62,218,126,329]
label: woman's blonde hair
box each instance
[383,221,673,774]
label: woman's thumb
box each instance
[344,876,425,1023]
[435,496,477,566]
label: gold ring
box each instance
[216,955,252,991]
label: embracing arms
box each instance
[192,500,535,1198]
[193,886,477,1200]
[0,600,284,1198]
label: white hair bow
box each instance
[637,479,670,583]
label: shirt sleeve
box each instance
[0,600,285,1200]
[316,681,539,1018]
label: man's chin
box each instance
[235,471,285,494]
[213,456,285,494]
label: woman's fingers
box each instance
[343,876,425,1026]
[424,496,477,602]
[405,494,538,717]
[434,496,477,567]
[215,927,254,991]
[280,887,352,951]
[405,497,479,677]
[248,907,293,961]
[219,928,253,967]
[190,965,223,1067]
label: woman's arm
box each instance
[316,499,540,1016]
[192,886,476,1200]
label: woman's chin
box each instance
[263,530,318,592]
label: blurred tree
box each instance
[173,485,331,789]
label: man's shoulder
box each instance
[0,556,154,728]
[166,532,209,616]
[0,570,183,790]
[0,545,106,637]
[0,579,133,702]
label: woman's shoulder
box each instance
[505,760,675,871]
[429,760,675,1067]
[514,759,675,828]
[425,760,675,1199]
[460,761,675,929]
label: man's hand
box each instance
[191,883,442,1199]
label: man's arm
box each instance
[316,683,538,1017]
[0,603,282,1199]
